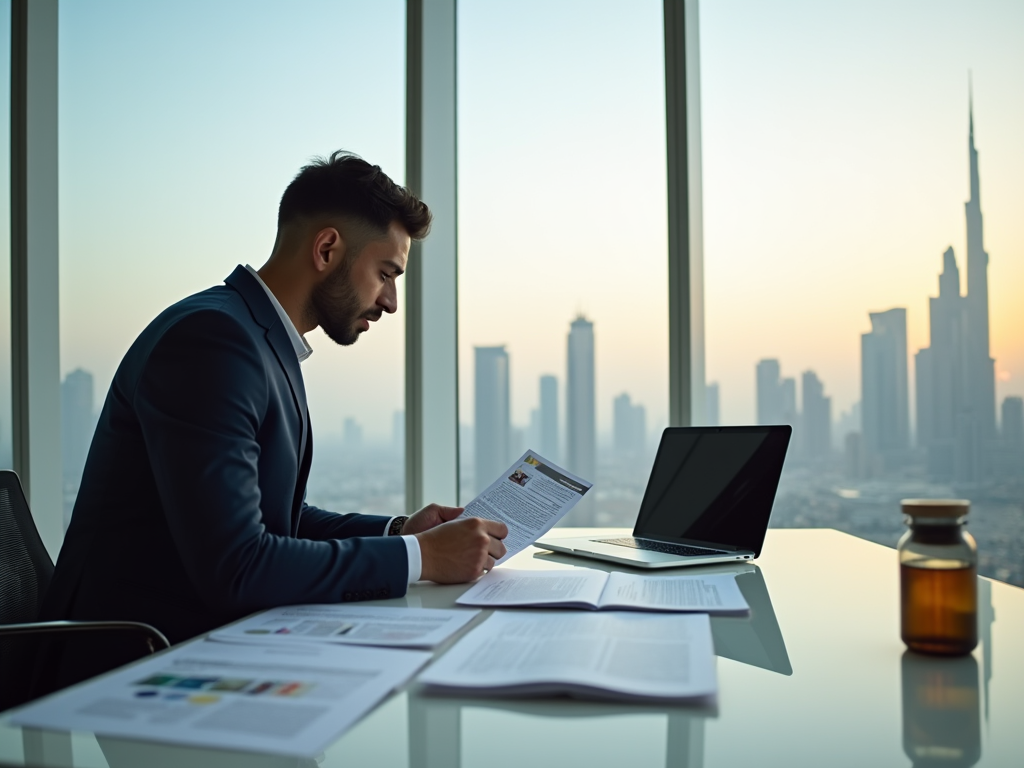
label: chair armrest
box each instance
[0,620,171,654]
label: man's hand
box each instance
[402,503,464,536]
[416,517,509,584]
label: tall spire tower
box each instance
[962,77,998,461]
[964,73,990,359]
[916,81,998,483]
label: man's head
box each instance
[270,151,431,345]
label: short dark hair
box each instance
[278,150,431,240]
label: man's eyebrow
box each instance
[384,259,405,276]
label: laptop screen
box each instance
[632,426,791,556]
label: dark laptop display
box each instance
[632,426,792,557]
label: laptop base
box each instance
[535,535,755,570]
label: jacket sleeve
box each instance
[133,309,408,614]
[296,505,391,541]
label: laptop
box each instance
[536,425,791,569]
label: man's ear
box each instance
[312,227,344,274]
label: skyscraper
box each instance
[861,308,909,466]
[613,393,646,459]
[995,396,1024,479]
[706,382,720,427]
[915,95,997,483]
[538,374,559,462]
[780,377,797,424]
[566,317,595,520]
[61,368,95,485]
[916,248,966,477]
[801,370,832,460]
[343,417,363,449]
[1002,397,1024,446]
[474,346,510,494]
[963,88,997,444]
[756,359,782,425]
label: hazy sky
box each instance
[0,0,1018,447]
[56,0,407,442]
[457,0,669,438]
[702,0,1024,426]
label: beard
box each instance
[309,259,374,346]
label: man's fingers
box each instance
[482,519,509,539]
[488,536,507,561]
[438,505,464,522]
[483,556,496,574]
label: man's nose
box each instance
[378,282,398,314]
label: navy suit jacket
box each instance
[37,265,408,692]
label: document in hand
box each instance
[419,611,718,703]
[209,605,480,649]
[456,568,749,613]
[11,640,430,758]
[461,450,592,564]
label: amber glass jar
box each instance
[898,500,977,656]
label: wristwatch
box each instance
[387,516,409,536]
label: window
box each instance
[702,0,1024,584]
[58,0,407,526]
[458,0,669,525]
[0,0,10,471]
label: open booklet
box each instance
[209,605,480,649]
[419,610,717,703]
[456,568,749,614]
[461,450,592,564]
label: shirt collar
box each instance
[245,264,313,363]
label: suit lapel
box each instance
[292,415,314,535]
[224,265,308,459]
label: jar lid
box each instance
[900,499,970,517]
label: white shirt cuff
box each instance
[401,535,422,584]
[383,516,421,584]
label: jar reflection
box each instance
[901,651,981,768]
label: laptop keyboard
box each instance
[596,537,726,557]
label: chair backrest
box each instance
[0,469,54,626]
[0,469,55,712]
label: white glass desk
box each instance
[2,528,1022,767]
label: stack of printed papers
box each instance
[420,610,718,704]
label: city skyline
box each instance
[0,2,1010,449]
[55,99,1020,499]
[750,96,1016,481]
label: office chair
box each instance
[0,470,169,712]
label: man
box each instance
[37,151,506,693]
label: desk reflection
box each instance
[531,553,792,675]
[406,560,792,768]
[95,735,320,768]
[709,566,791,676]
[409,695,711,768]
[901,653,980,768]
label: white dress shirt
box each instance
[244,265,421,584]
